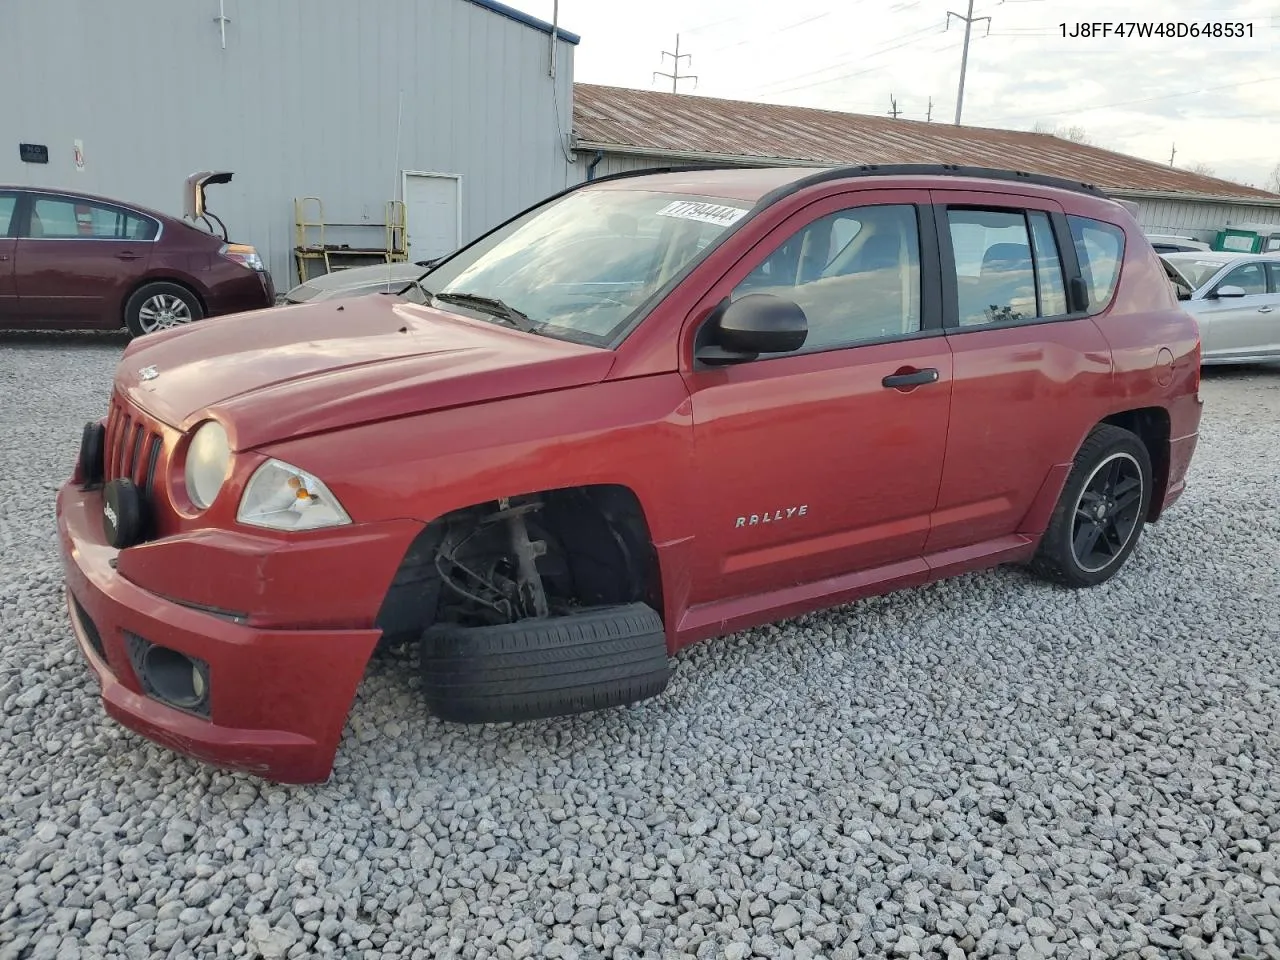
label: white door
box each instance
[403,172,460,263]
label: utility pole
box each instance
[1169,143,1177,166]
[926,97,934,122]
[888,94,902,119]
[654,34,697,93]
[946,0,991,125]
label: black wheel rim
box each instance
[1071,452,1144,573]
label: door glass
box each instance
[1217,262,1267,295]
[29,197,158,240]
[731,204,921,351]
[1028,211,1068,316]
[947,209,1037,326]
[1067,215,1125,309]
[0,194,16,235]
[1267,263,1280,293]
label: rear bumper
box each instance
[204,271,275,317]
[1158,431,1199,515]
[57,482,382,784]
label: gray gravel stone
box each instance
[3,343,1280,960]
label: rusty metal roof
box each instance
[573,84,1280,204]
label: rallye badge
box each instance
[736,505,807,528]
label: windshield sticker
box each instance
[656,200,748,227]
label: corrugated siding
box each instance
[1128,198,1280,239]
[578,152,734,181]
[0,0,576,289]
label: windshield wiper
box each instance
[432,291,542,333]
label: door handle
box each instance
[1259,305,1275,314]
[0,254,8,261]
[882,367,940,389]
[115,251,142,261]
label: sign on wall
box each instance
[74,139,85,172]
[19,143,48,164]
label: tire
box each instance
[1029,424,1153,588]
[124,282,203,337]
[420,602,671,723]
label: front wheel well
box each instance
[375,484,663,645]
[120,276,208,328]
[1101,407,1170,520]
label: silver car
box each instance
[1162,252,1280,364]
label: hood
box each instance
[116,296,615,450]
[286,261,429,302]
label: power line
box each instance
[653,34,697,93]
[699,12,832,56]
[946,0,992,124]
[748,20,945,94]
[981,74,1280,125]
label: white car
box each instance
[1161,251,1280,364]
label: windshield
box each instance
[408,188,752,345]
[1164,257,1227,289]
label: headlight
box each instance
[185,421,231,510]
[237,459,351,531]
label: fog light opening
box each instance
[142,646,209,710]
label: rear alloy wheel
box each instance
[1030,424,1152,587]
[125,283,203,337]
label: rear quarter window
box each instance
[1068,216,1125,312]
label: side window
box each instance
[1217,262,1267,295]
[731,204,921,351]
[946,209,1037,326]
[1068,215,1125,310]
[28,197,157,240]
[0,193,17,236]
[1028,211,1068,316]
[1267,262,1280,293]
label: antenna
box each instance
[654,34,697,92]
[388,90,404,290]
[1169,143,1177,166]
[888,94,902,119]
[927,97,934,122]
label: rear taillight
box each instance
[219,243,265,272]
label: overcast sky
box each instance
[523,0,1279,189]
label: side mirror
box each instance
[1212,285,1246,299]
[696,294,807,365]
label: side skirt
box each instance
[672,534,1036,650]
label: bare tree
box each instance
[1032,122,1095,146]
[1186,161,1217,178]
[1268,161,1280,194]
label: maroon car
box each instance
[0,176,274,336]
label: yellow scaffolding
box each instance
[293,197,407,284]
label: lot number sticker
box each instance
[656,200,748,227]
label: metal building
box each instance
[572,85,1280,241]
[0,0,580,288]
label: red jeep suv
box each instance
[56,165,1202,782]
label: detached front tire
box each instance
[420,602,671,723]
[1030,424,1153,588]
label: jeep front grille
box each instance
[104,397,164,496]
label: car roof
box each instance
[0,183,178,225]
[1161,251,1276,265]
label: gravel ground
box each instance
[2,333,1279,960]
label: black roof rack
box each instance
[797,163,1106,197]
